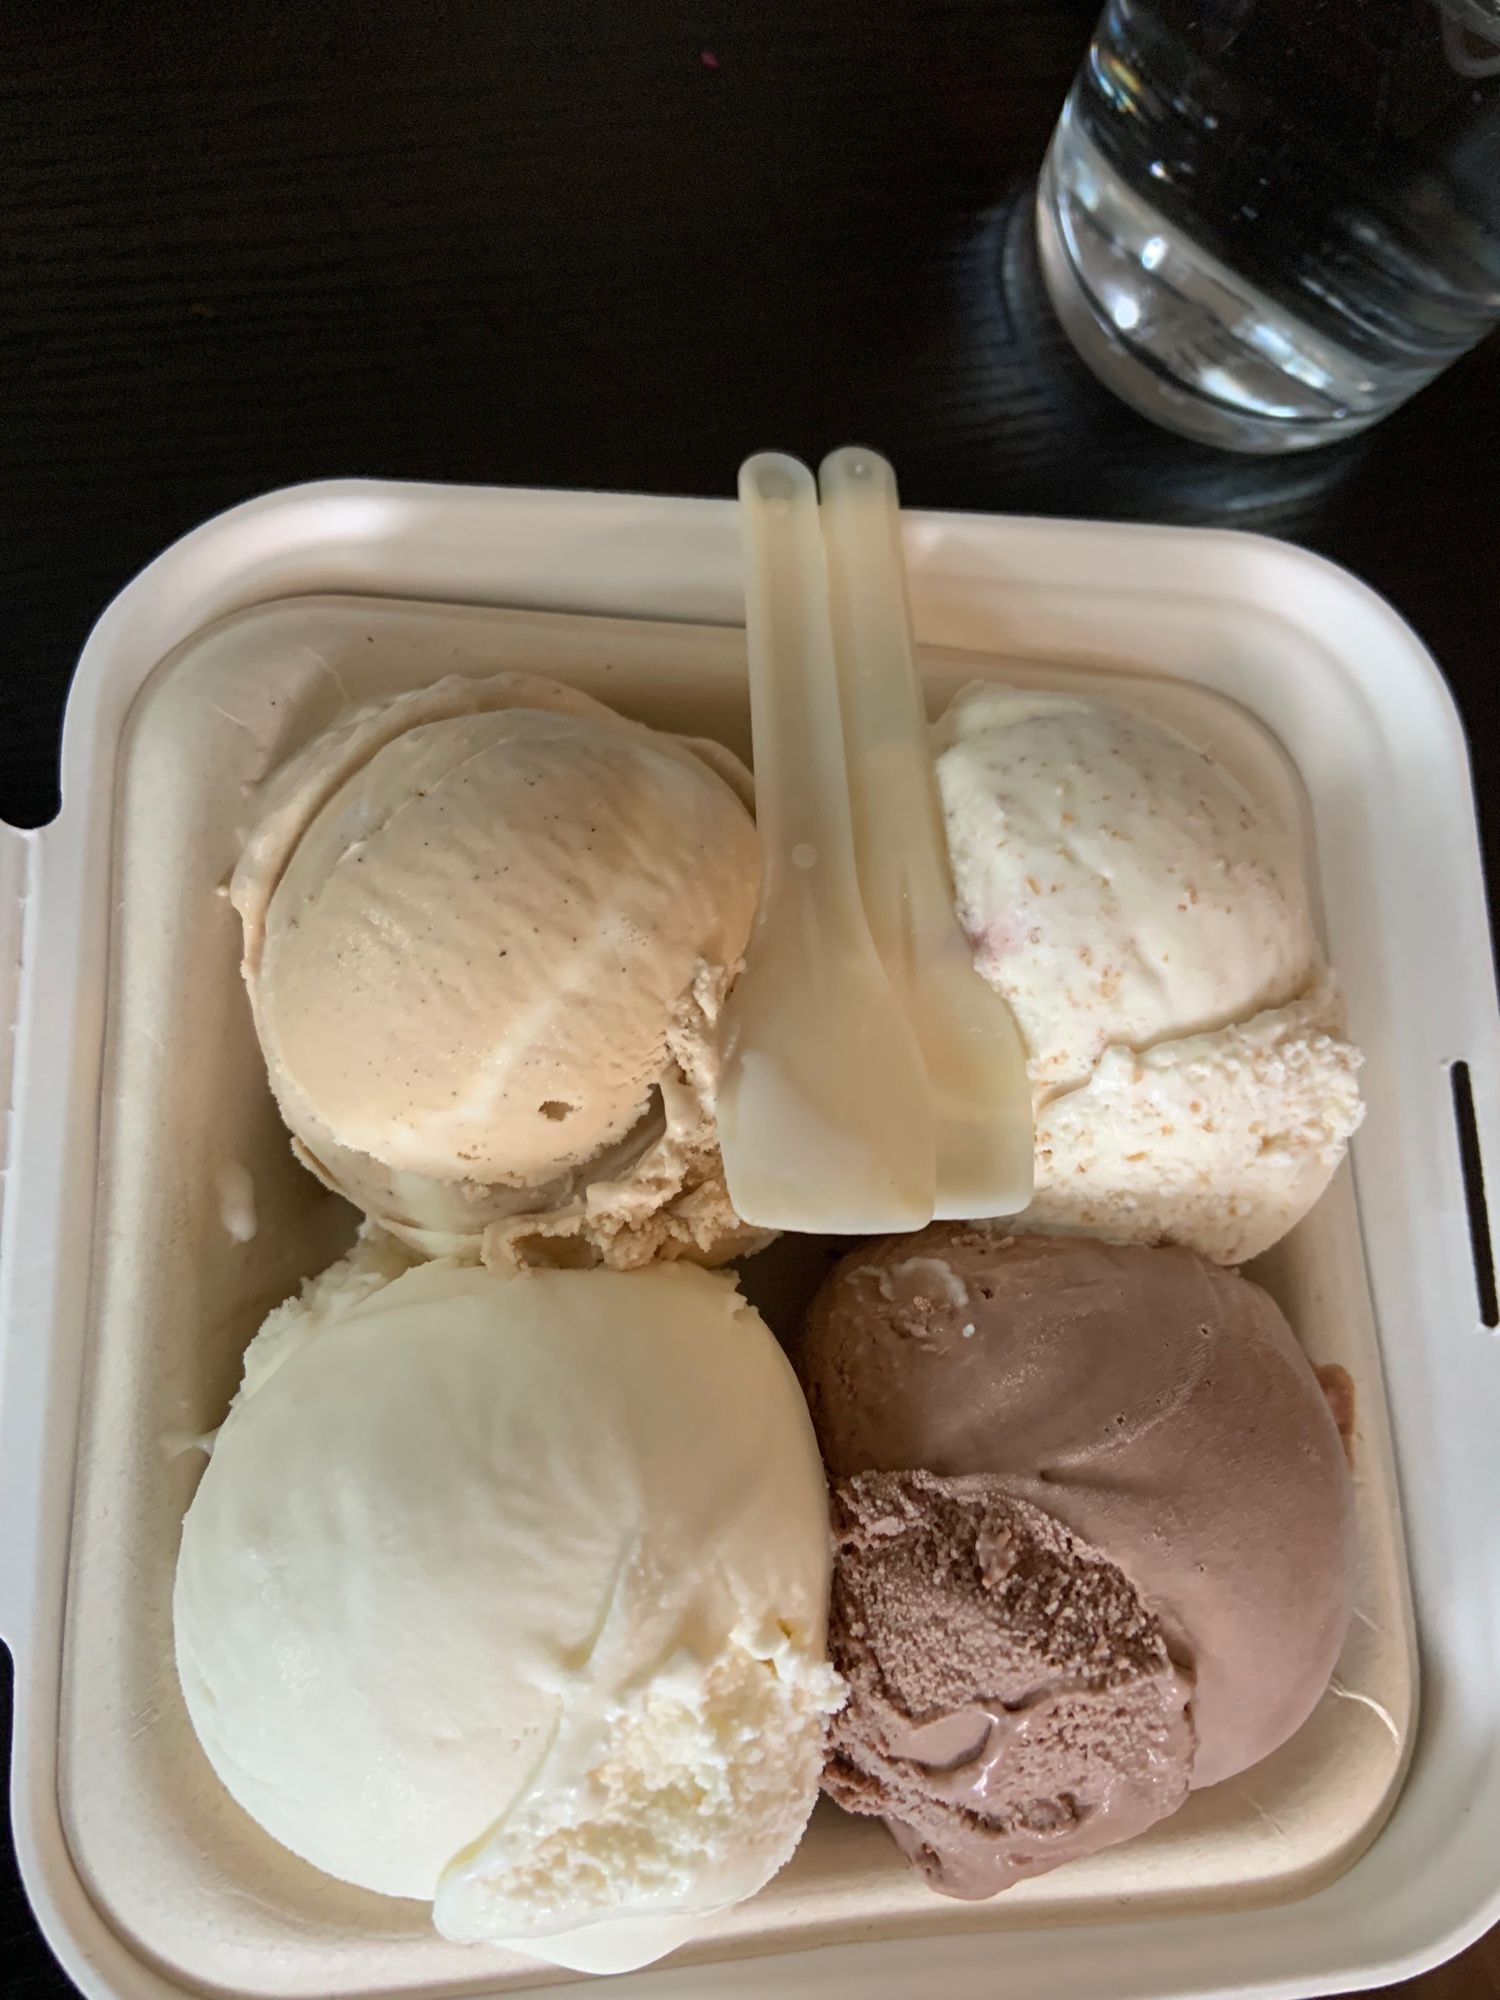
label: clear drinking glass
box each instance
[1037,0,1500,451]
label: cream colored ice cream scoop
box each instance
[819,447,1032,1219]
[232,672,764,1272]
[717,453,935,1234]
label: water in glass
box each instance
[1038,0,1500,449]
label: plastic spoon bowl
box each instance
[819,445,1033,1218]
[716,453,935,1235]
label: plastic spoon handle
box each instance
[716,453,934,1234]
[820,445,1033,1218]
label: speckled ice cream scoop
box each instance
[934,684,1363,1263]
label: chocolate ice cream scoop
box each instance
[801,1227,1353,1807]
[825,1470,1194,1898]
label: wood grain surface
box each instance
[2,3,1497,1995]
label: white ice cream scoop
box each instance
[175,1259,841,1973]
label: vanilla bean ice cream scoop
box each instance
[232,673,763,1272]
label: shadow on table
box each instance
[847,187,1377,542]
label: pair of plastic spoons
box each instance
[718,447,1033,1235]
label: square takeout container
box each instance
[1,480,1497,2000]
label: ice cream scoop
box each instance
[799,1226,1352,1890]
[934,683,1363,1262]
[175,1258,842,1972]
[824,1470,1193,1898]
[232,672,763,1272]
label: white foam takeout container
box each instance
[1,481,1497,2000]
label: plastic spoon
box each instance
[716,452,935,1234]
[819,445,1034,1218]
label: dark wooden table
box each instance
[3,4,1497,1995]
